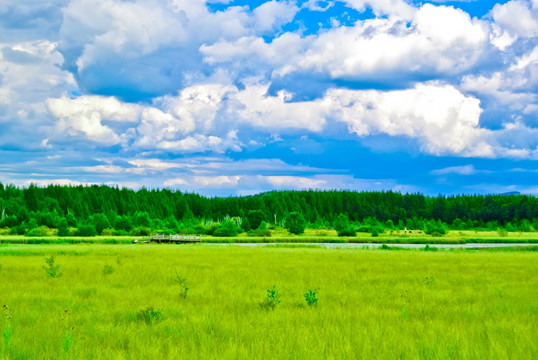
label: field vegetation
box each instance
[0,244,536,359]
[1,184,537,241]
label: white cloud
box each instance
[230,85,329,132]
[202,4,489,80]
[491,0,538,39]
[253,1,299,34]
[326,83,492,157]
[431,165,477,175]
[47,95,141,145]
[344,0,416,20]
[263,175,327,188]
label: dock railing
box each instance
[148,234,202,243]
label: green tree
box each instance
[213,220,241,237]
[57,218,70,237]
[285,212,306,235]
[247,210,265,230]
[91,213,110,235]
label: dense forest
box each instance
[0,183,537,237]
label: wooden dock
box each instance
[147,234,202,244]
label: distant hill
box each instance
[500,191,521,196]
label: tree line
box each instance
[0,183,537,236]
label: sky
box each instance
[0,0,537,196]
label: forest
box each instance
[0,183,537,237]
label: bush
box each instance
[130,226,151,236]
[260,285,281,311]
[43,256,62,278]
[304,288,319,307]
[286,212,306,235]
[213,220,241,237]
[369,226,384,237]
[26,226,54,237]
[75,224,97,237]
[136,307,163,325]
[424,221,447,236]
[248,221,271,237]
[333,214,350,233]
[337,225,356,237]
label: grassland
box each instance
[1,229,538,245]
[0,244,536,359]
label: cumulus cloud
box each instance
[47,95,141,145]
[202,4,489,82]
[491,0,538,39]
[326,83,493,156]
[47,79,538,159]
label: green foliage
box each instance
[43,256,62,278]
[304,288,319,307]
[3,304,11,353]
[213,220,241,237]
[333,214,350,233]
[91,213,110,235]
[25,226,54,237]
[497,228,508,237]
[286,212,306,235]
[102,264,115,275]
[0,183,537,237]
[370,227,381,237]
[129,226,151,236]
[114,216,132,232]
[174,272,189,299]
[247,210,265,230]
[338,226,356,237]
[424,244,438,252]
[424,221,447,236]
[248,221,271,237]
[57,218,70,237]
[260,285,281,311]
[75,224,97,237]
[136,307,163,325]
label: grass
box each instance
[0,244,536,359]
[3,229,537,245]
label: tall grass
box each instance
[0,245,536,359]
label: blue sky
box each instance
[0,0,537,196]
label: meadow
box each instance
[1,229,538,245]
[0,244,536,359]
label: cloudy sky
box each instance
[0,0,537,196]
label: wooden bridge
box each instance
[147,234,202,244]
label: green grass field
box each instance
[0,244,536,359]
[1,229,537,245]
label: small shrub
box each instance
[43,256,62,278]
[248,221,271,237]
[174,272,189,299]
[136,307,163,325]
[497,228,508,237]
[337,226,356,237]
[102,264,115,275]
[424,244,438,252]
[25,226,53,237]
[304,288,319,307]
[370,227,380,237]
[260,285,281,311]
